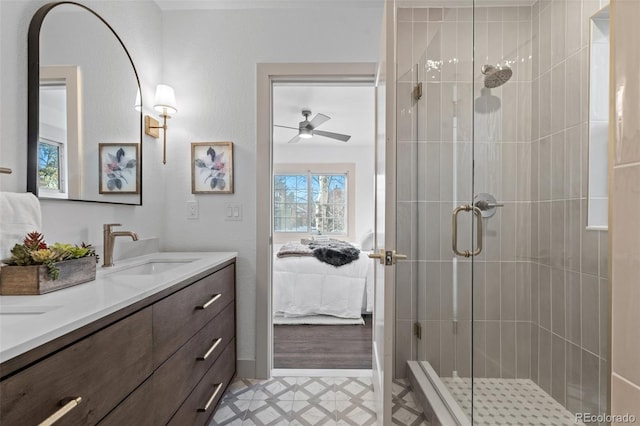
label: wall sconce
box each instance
[144,84,177,164]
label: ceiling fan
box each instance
[274,110,351,144]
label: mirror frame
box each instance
[27,1,143,205]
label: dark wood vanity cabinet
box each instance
[0,260,236,426]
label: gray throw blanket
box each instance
[308,239,360,267]
[277,242,313,258]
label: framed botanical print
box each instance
[191,142,234,194]
[98,143,139,194]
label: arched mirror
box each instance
[28,1,142,205]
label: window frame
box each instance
[273,163,356,244]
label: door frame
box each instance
[255,62,377,379]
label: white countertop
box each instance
[0,252,237,365]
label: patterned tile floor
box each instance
[441,377,584,426]
[210,376,429,425]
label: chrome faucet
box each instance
[103,223,138,267]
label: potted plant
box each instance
[0,232,98,295]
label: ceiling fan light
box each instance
[299,128,313,139]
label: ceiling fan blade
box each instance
[274,124,299,130]
[308,113,330,129]
[313,129,351,142]
[287,135,303,144]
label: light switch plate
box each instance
[225,203,242,221]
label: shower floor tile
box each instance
[440,377,584,426]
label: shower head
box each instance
[481,64,513,88]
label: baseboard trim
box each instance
[237,359,256,378]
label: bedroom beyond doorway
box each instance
[270,80,376,371]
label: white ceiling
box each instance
[272,84,375,146]
[155,0,382,10]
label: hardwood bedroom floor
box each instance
[273,315,372,369]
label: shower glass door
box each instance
[399,2,475,422]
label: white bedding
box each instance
[273,245,374,319]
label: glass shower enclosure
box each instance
[395,1,609,424]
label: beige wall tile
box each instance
[565,271,581,346]
[551,334,566,406]
[396,261,413,321]
[516,322,531,379]
[539,4,551,74]
[613,0,640,165]
[612,165,640,386]
[551,267,566,337]
[581,274,600,356]
[501,322,517,379]
[582,350,600,414]
[485,321,501,378]
[565,0,581,56]
[550,0,566,66]
[551,63,566,134]
[565,341,582,414]
[538,328,552,393]
[611,375,640,423]
[474,321,487,378]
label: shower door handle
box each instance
[452,204,483,258]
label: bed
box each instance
[272,240,374,324]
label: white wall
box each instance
[0,0,166,252]
[160,7,382,371]
[273,143,375,243]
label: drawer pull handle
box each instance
[198,383,223,412]
[198,338,223,361]
[197,293,221,310]
[38,397,82,426]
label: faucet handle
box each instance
[103,223,122,231]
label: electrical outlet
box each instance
[187,201,199,219]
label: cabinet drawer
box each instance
[98,377,155,426]
[168,339,236,426]
[0,308,152,426]
[153,264,235,366]
[153,301,235,424]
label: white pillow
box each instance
[359,229,374,251]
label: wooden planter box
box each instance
[0,256,97,295]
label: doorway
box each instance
[255,63,378,379]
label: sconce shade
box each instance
[153,84,177,115]
[134,88,142,112]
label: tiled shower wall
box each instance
[530,0,608,418]
[395,1,608,419]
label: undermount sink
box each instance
[104,259,196,276]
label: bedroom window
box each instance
[274,171,349,235]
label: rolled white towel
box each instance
[0,192,42,261]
